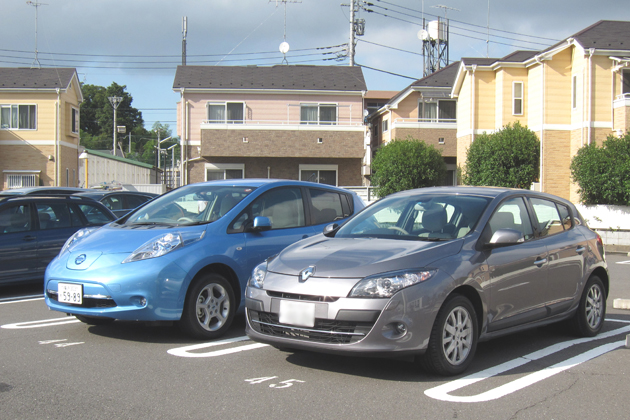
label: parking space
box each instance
[1,253,628,419]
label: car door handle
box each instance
[22,235,37,242]
[576,246,586,254]
[534,257,547,266]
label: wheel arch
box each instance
[589,266,609,297]
[189,263,242,307]
[448,284,484,332]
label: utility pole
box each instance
[108,96,122,155]
[26,1,47,69]
[349,0,355,66]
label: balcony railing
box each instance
[201,119,364,127]
[393,118,457,124]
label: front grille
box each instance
[47,291,117,308]
[266,291,339,303]
[249,310,374,344]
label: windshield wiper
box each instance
[127,221,176,227]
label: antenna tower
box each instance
[271,0,301,65]
[26,1,48,69]
[418,4,457,77]
[182,16,187,65]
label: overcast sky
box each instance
[4,0,630,132]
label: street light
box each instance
[166,144,177,188]
[157,136,172,170]
[108,96,123,155]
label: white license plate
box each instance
[58,283,83,305]
[278,300,315,328]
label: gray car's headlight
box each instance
[122,230,205,263]
[249,261,267,289]
[349,269,437,298]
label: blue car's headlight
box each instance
[122,230,205,263]
[60,227,100,255]
[249,261,267,289]
[348,269,437,298]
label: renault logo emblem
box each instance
[299,266,315,282]
[75,254,87,265]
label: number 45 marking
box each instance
[245,376,305,389]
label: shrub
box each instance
[371,137,446,198]
[463,122,539,189]
[570,132,630,205]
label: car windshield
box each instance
[336,193,491,240]
[124,185,256,226]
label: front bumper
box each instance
[244,283,439,357]
[44,251,189,321]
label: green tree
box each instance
[463,122,539,189]
[371,137,446,198]
[570,131,630,205]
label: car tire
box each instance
[419,294,478,376]
[179,273,235,340]
[570,275,606,337]
[75,315,115,325]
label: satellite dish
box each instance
[417,29,430,41]
[363,109,369,117]
[279,41,290,54]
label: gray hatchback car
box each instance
[245,186,608,375]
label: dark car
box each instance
[0,187,92,196]
[0,195,117,285]
[245,186,608,375]
[74,190,158,218]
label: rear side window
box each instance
[35,203,79,229]
[530,198,566,237]
[77,203,115,225]
[309,188,345,225]
[126,195,152,209]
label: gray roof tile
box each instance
[173,65,367,91]
[0,67,77,89]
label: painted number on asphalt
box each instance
[245,376,305,388]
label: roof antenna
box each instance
[26,1,47,69]
[271,0,301,65]
[182,16,188,66]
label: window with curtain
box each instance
[207,102,244,123]
[1,104,36,129]
[300,105,318,124]
[513,82,523,115]
[422,102,437,121]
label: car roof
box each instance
[179,179,358,194]
[0,194,108,204]
[0,186,92,196]
[74,191,158,198]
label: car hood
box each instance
[268,235,463,279]
[68,223,209,254]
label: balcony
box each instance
[200,119,365,132]
[392,117,457,129]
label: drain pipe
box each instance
[471,65,477,144]
[588,48,594,144]
[535,56,545,190]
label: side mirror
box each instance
[485,228,524,248]
[248,216,271,232]
[323,223,339,237]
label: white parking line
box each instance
[1,316,80,329]
[615,260,630,265]
[424,319,630,403]
[0,296,44,305]
[167,336,269,358]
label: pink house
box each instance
[173,65,368,187]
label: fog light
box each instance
[394,322,407,335]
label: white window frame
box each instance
[512,82,524,116]
[206,102,245,124]
[572,75,578,109]
[299,103,338,125]
[71,107,79,134]
[299,164,338,186]
[204,163,245,181]
[382,119,388,132]
[0,104,37,130]
[3,170,40,189]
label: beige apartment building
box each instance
[0,68,82,190]
[368,62,460,185]
[173,65,369,187]
[452,20,630,201]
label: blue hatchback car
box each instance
[44,179,364,339]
